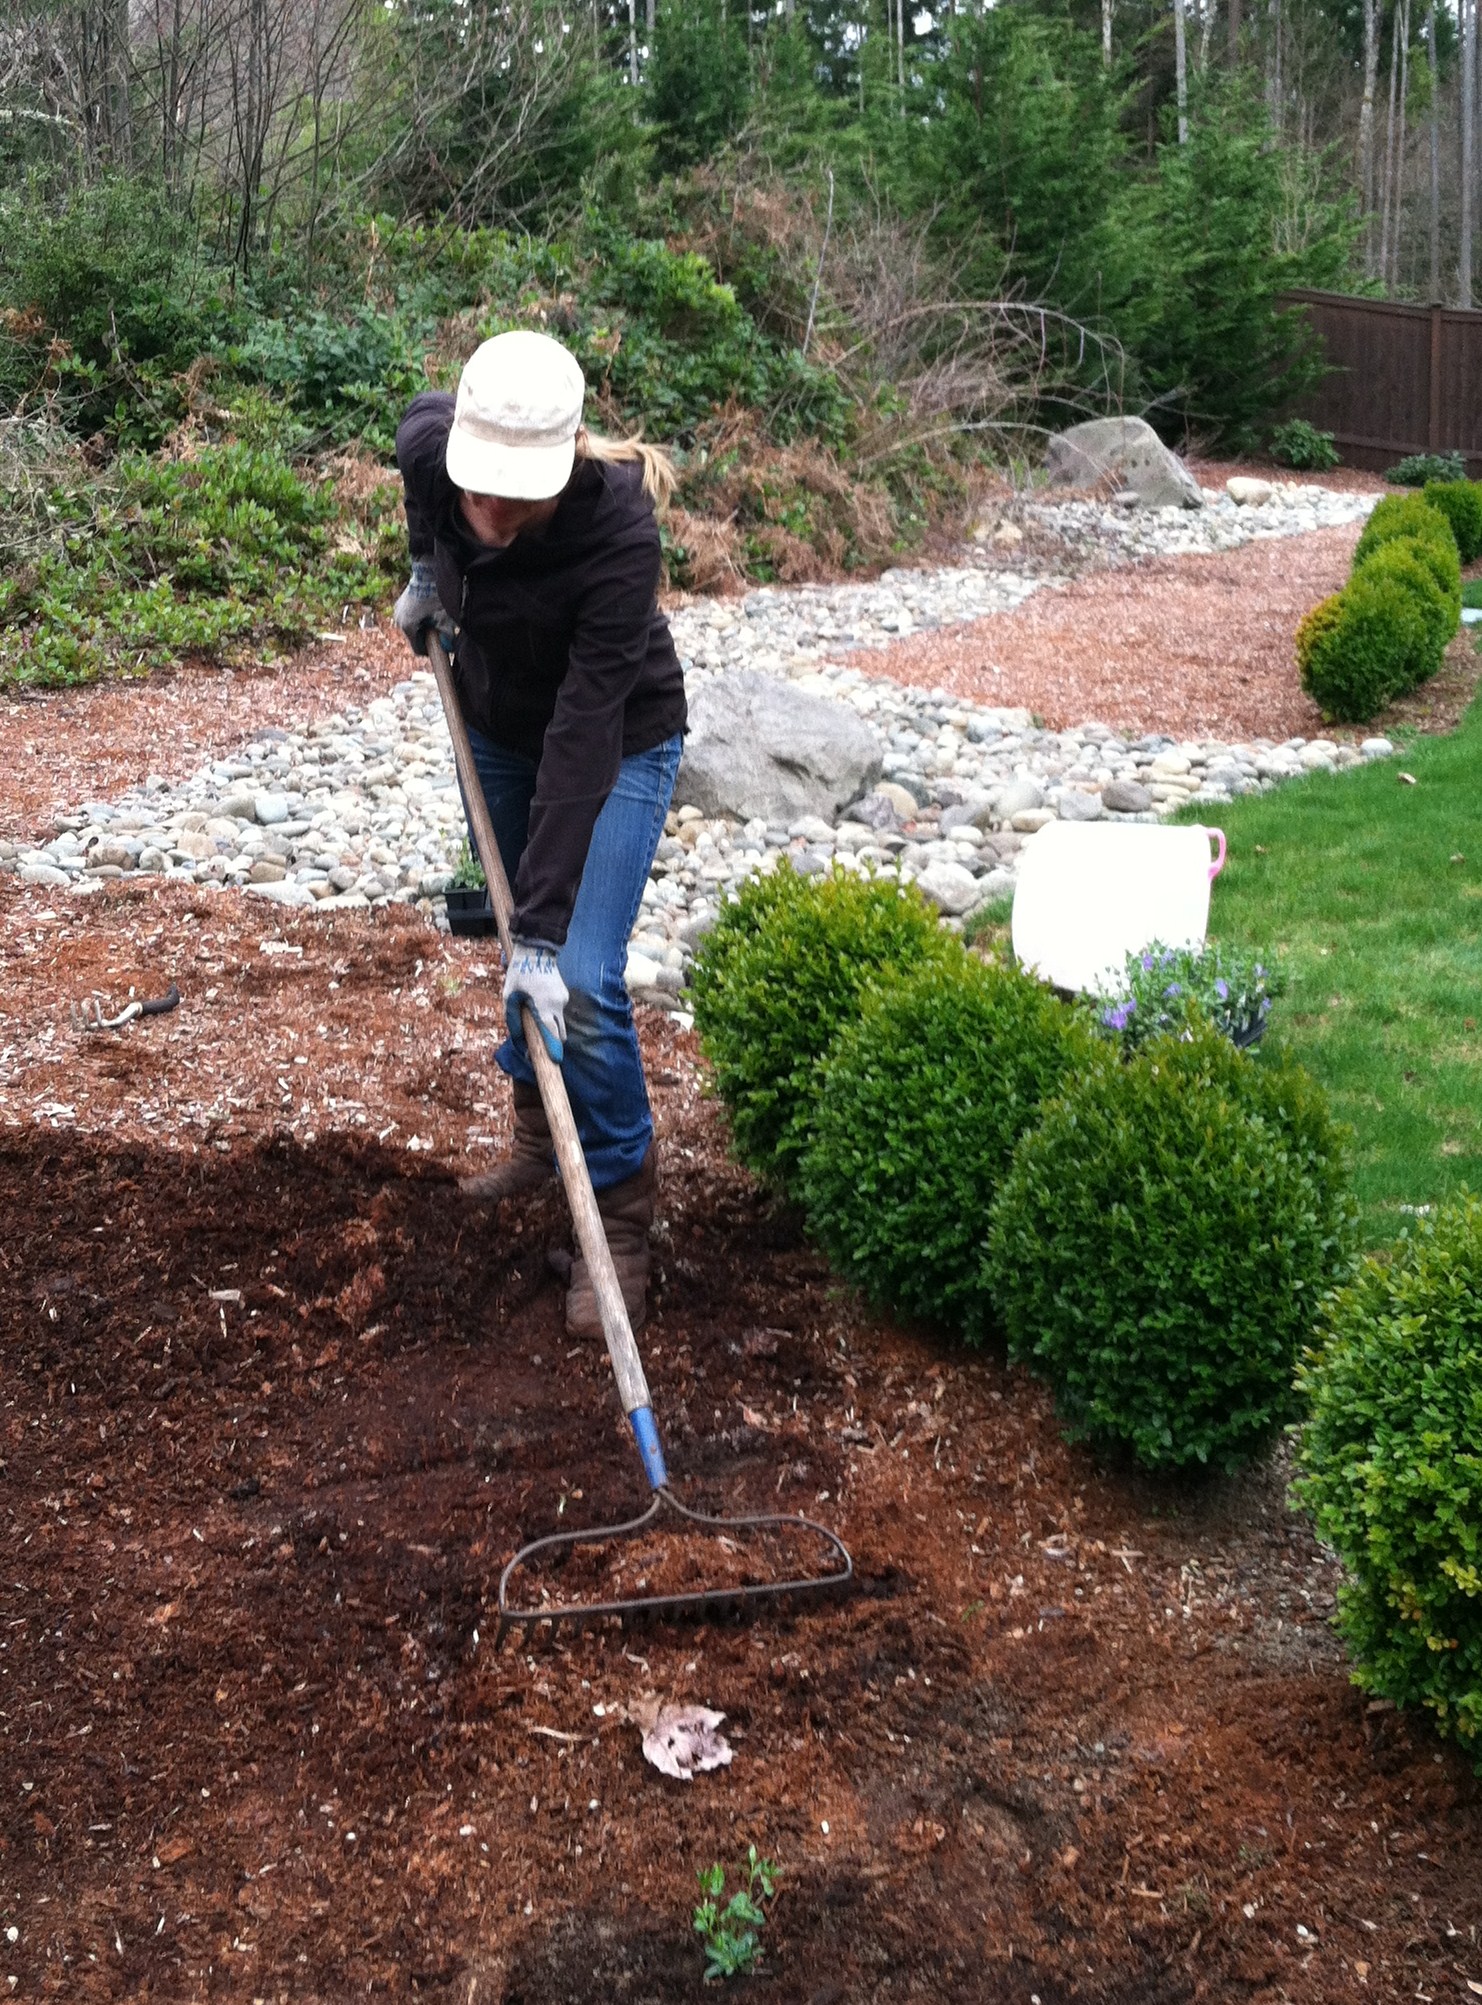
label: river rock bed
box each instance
[0,483,1390,1008]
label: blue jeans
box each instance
[464,727,682,1190]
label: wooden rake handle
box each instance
[425,634,667,1488]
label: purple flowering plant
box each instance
[1090,940,1287,1055]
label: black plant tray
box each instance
[445,886,499,937]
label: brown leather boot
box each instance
[458,1080,556,1199]
[564,1145,657,1337]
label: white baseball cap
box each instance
[444,329,586,500]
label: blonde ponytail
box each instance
[575,426,676,509]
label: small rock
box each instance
[625,950,662,992]
[974,867,1017,903]
[1101,778,1154,814]
[19,863,70,888]
[994,779,1045,819]
[850,792,902,831]
[247,859,287,884]
[246,878,314,907]
[1226,476,1275,505]
[914,859,981,915]
[874,780,923,820]
[219,792,258,821]
[254,792,291,826]
[1360,736,1395,758]
[1011,808,1056,834]
[1056,789,1104,822]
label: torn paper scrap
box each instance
[638,1704,733,1781]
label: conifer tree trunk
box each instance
[1391,0,1410,292]
[1380,0,1401,287]
[1359,0,1381,276]
[1173,0,1188,141]
[1462,0,1475,305]
[1429,0,1442,298]
[1268,0,1281,132]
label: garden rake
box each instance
[426,636,853,1643]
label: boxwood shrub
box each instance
[799,956,1096,1340]
[1422,479,1482,565]
[1353,492,1458,571]
[690,862,957,1184]
[1295,1194,1482,1768]
[985,1027,1357,1473]
[1354,536,1458,676]
[1298,567,1428,722]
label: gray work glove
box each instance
[393,559,454,657]
[503,938,568,1064]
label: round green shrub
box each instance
[1354,535,1459,676]
[985,1027,1357,1473]
[691,862,957,1184]
[1422,478,1482,565]
[1352,492,1457,570]
[1295,591,1345,682]
[799,956,1096,1340]
[1295,1193,1482,1768]
[1299,567,1427,721]
[686,855,811,1010]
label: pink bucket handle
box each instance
[1206,827,1227,882]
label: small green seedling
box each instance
[450,839,486,890]
[692,1845,778,1981]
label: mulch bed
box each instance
[2,880,1479,2002]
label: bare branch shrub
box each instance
[684,166,1131,472]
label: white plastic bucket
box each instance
[1011,820,1227,996]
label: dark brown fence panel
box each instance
[1279,289,1482,474]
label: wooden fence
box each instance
[1279,288,1482,474]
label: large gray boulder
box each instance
[1045,416,1205,510]
[676,670,883,824]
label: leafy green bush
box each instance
[1354,536,1458,676]
[691,863,956,1184]
[1385,451,1467,487]
[1353,492,1458,572]
[0,443,400,688]
[1090,940,1287,1054]
[1422,479,1482,565]
[800,956,1095,1339]
[227,304,435,455]
[985,1027,1357,1472]
[1270,419,1340,472]
[1295,1193,1482,1768]
[0,177,240,441]
[1298,568,1428,721]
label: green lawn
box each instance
[1185,694,1482,1243]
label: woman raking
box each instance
[393,330,685,1337]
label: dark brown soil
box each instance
[2,881,1480,2004]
